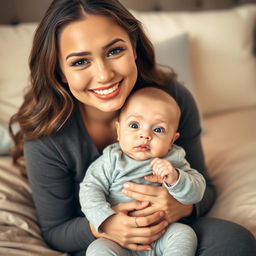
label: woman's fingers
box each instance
[123,182,162,197]
[129,205,156,217]
[101,211,167,251]
[113,200,149,213]
[126,243,152,252]
[144,174,163,184]
[130,211,164,228]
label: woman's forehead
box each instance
[58,14,131,56]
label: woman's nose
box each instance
[95,60,114,83]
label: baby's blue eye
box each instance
[153,127,165,133]
[129,122,139,129]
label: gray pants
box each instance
[86,222,197,256]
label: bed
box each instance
[0,0,256,255]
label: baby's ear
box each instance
[170,132,180,148]
[115,121,120,141]
[173,132,180,142]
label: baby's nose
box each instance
[139,134,151,140]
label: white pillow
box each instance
[202,108,256,238]
[0,23,37,125]
[154,33,195,95]
[0,123,13,155]
[132,4,256,116]
[131,11,201,108]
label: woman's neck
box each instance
[79,103,118,125]
[79,103,119,152]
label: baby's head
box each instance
[116,87,181,160]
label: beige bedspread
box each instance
[0,157,69,256]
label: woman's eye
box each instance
[129,122,139,129]
[71,58,89,67]
[153,127,165,133]
[107,47,124,57]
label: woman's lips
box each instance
[89,81,122,100]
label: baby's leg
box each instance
[153,222,197,256]
[86,238,130,256]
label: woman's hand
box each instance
[122,175,193,223]
[92,200,168,251]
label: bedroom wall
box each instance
[0,0,255,24]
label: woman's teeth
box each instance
[94,84,119,95]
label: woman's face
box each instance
[59,14,138,113]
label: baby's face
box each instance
[116,94,179,160]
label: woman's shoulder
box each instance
[159,81,202,138]
[24,103,98,171]
[160,81,196,109]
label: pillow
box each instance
[202,108,256,238]
[132,4,256,116]
[0,123,13,155]
[0,23,37,125]
[154,33,195,95]
[153,33,204,125]
[131,11,203,123]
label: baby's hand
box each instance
[149,158,179,186]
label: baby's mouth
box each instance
[134,144,150,151]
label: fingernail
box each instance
[123,183,130,188]
[122,189,127,194]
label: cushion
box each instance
[0,23,37,125]
[202,107,256,238]
[153,33,204,124]
[154,33,195,95]
[0,122,13,155]
[132,4,256,116]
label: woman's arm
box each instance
[24,138,95,252]
[25,137,168,252]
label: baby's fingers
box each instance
[149,158,161,168]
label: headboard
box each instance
[0,0,255,24]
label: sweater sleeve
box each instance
[24,137,95,253]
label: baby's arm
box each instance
[149,158,179,186]
[149,146,206,205]
[79,156,115,233]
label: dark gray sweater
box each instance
[24,82,215,255]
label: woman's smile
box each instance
[89,80,123,100]
[59,14,137,113]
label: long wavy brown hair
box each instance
[9,0,176,175]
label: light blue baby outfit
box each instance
[79,142,206,256]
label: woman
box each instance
[10,0,255,255]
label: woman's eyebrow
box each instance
[65,38,125,60]
[103,38,125,50]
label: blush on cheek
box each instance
[67,74,90,92]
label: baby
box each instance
[80,87,206,256]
